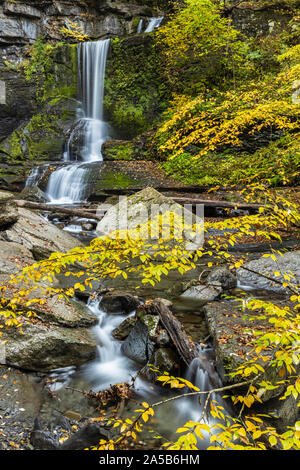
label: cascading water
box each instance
[46,39,110,204]
[81,298,139,391]
[25,164,48,188]
[144,17,164,33]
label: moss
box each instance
[103,141,135,161]
[97,171,139,190]
[23,39,77,103]
[104,36,170,140]
[0,98,77,162]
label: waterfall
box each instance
[145,17,164,33]
[137,19,144,34]
[46,39,110,204]
[81,298,138,391]
[77,39,111,162]
[25,164,48,188]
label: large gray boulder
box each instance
[96,187,204,252]
[0,318,97,371]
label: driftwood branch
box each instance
[15,199,105,221]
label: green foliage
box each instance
[104,37,170,139]
[156,0,247,92]
[23,38,77,103]
[162,133,300,186]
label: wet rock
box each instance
[179,283,223,305]
[30,417,59,450]
[0,192,19,228]
[155,329,171,347]
[112,316,137,340]
[81,222,94,231]
[140,347,179,382]
[206,266,237,290]
[121,320,155,365]
[99,292,140,314]
[59,421,112,450]
[237,250,300,293]
[18,186,47,203]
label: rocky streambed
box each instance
[0,188,299,450]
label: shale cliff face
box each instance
[0,1,153,56]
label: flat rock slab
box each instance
[203,300,298,401]
[90,161,196,198]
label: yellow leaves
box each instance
[269,435,278,447]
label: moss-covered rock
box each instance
[0,97,78,163]
[104,35,170,139]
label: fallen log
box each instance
[14,199,106,221]
[141,299,199,366]
[172,197,260,212]
[141,299,221,388]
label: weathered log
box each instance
[14,199,105,221]
[172,196,260,212]
[141,299,221,388]
[142,299,199,366]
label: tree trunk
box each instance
[15,199,105,221]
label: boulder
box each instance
[96,187,203,252]
[0,317,97,371]
[3,207,83,260]
[203,301,300,403]
[206,266,237,290]
[179,283,223,306]
[121,320,155,365]
[18,186,47,203]
[99,292,140,314]
[155,329,171,347]
[112,316,137,340]
[0,191,19,228]
[139,347,180,382]
[237,250,300,293]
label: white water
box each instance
[25,164,48,188]
[80,298,138,391]
[145,17,164,33]
[46,163,94,204]
[137,19,144,34]
[46,39,110,204]
[77,39,111,162]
